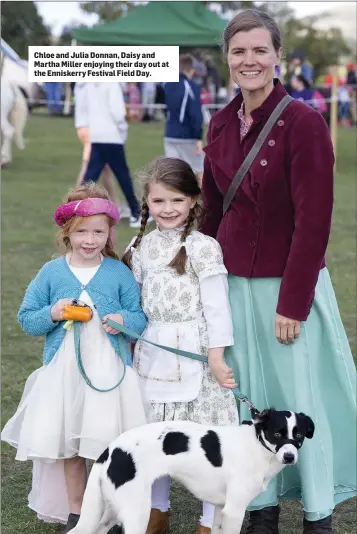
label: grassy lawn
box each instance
[1,115,356,533]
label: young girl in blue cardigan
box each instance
[2,183,147,533]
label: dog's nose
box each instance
[283,452,295,464]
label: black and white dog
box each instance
[71,409,314,534]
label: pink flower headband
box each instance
[54,198,120,226]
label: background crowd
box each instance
[33,53,357,128]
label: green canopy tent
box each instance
[73,1,226,46]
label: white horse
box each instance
[1,78,28,167]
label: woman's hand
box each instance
[102,313,124,335]
[50,298,75,322]
[275,313,301,344]
[208,347,237,389]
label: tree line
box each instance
[1,1,353,78]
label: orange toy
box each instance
[62,301,93,322]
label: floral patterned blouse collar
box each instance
[156,225,185,239]
[237,101,253,141]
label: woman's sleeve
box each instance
[200,125,224,238]
[200,274,234,348]
[277,110,334,321]
[18,266,57,336]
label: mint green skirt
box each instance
[225,268,356,521]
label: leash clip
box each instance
[241,396,259,416]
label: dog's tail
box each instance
[72,462,104,533]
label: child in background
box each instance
[127,82,142,122]
[200,82,213,106]
[2,183,147,533]
[74,82,131,219]
[122,157,239,534]
[338,84,351,127]
[76,82,142,228]
[312,89,327,115]
[290,74,314,106]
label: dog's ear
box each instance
[298,413,315,439]
[252,409,271,425]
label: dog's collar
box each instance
[244,420,276,454]
[258,434,275,455]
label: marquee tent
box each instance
[73,2,226,47]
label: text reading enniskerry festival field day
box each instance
[28,46,180,82]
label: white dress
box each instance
[1,262,146,523]
[131,228,239,426]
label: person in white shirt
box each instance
[74,82,141,228]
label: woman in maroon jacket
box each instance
[201,9,356,534]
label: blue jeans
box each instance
[83,143,140,218]
[339,102,350,120]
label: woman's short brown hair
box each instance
[222,9,282,60]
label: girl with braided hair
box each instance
[122,157,239,534]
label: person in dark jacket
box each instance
[164,54,204,181]
[200,9,356,534]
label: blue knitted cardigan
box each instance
[18,256,147,365]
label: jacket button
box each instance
[253,220,259,228]
[249,240,256,247]
[268,139,275,146]
[253,182,259,188]
[278,120,284,126]
[81,284,86,290]
[260,159,267,166]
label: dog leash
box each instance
[73,321,127,393]
[73,317,259,414]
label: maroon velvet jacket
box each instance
[200,81,334,321]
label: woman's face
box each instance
[227,27,281,94]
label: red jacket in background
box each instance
[200,80,334,321]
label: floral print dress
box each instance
[131,227,239,426]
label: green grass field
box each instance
[1,115,356,533]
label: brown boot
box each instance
[303,515,333,533]
[247,505,280,534]
[196,526,211,534]
[146,508,170,534]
